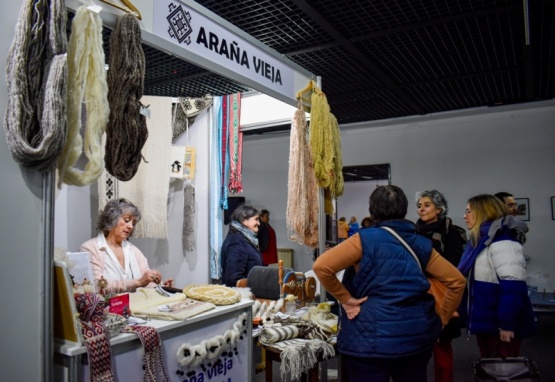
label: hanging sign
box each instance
[153,0,301,100]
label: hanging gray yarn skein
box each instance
[105,13,147,181]
[3,0,68,171]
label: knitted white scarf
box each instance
[56,5,109,187]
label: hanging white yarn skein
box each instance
[56,5,109,187]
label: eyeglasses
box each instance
[507,203,518,207]
[464,209,473,215]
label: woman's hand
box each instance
[137,270,163,287]
[163,278,174,288]
[500,330,514,343]
[341,296,368,320]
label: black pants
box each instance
[343,349,432,382]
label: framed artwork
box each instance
[551,197,555,220]
[514,198,530,221]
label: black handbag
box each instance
[474,357,539,381]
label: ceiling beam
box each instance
[289,0,426,115]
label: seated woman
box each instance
[221,204,263,287]
[80,198,172,294]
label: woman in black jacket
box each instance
[416,190,467,382]
[221,204,263,287]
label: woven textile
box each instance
[259,325,299,345]
[99,96,172,239]
[120,325,170,382]
[227,93,243,194]
[172,96,213,141]
[74,293,114,382]
[209,98,224,279]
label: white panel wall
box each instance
[55,107,212,287]
[242,102,555,289]
[0,3,47,381]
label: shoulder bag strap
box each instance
[381,226,423,272]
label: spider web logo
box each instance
[167,3,193,45]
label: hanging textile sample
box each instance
[209,97,224,279]
[57,5,109,187]
[4,0,68,172]
[104,13,147,181]
[286,101,319,248]
[227,93,243,194]
[99,96,172,239]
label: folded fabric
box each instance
[132,298,215,321]
[129,288,187,311]
[259,325,299,345]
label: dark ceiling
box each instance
[142,0,555,127]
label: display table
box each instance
[529,290,555,315]
[55,300,253,382]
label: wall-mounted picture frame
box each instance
[514,197,530,221]
[551,197,555,221]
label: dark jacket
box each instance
[416,217,467,339]
[221,229,263,287]
[339,219,441,358]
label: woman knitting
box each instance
[80,198,172,294]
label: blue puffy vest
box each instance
[338,220,441,358]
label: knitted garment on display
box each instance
[286,102,319,248]
[227,93,243,194]
[120,325,170,382]
[4,0,68,171]
[99,96,172,239]
[182,183,196,252]
[74,293,114,382]
[104,13,147,181]
[56,5,108,187]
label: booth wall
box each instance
[0,3,48,381]
[54,108,212,287]
[242,102,555,286]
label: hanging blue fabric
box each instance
[210,97,224,279]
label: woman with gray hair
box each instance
[221,204,263,286]
[80,198,172,294]
[415,190,467,382]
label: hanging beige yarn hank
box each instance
[286,104,319,248]
[57,6,109,187]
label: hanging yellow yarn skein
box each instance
[309,87,334,189]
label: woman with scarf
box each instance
[458,194,536,358]
[415,190,467,382]
[221,204,263,287]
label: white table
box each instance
[55,300,253,382]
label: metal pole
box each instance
[42,170,55,382]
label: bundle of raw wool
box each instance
[286,103,319,248]
[56,5,109,187]
[104,13,147,181]
[3,0,68,172]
